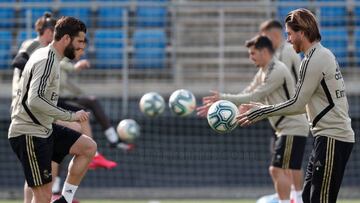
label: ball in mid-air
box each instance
[168,89,196,116]
[117,119,140,143]
[139,92,165,117]
[207,100,239,133]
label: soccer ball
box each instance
[139,92,165,117]
[168,89,196,116]
[207,100,239,133]
[116,119,140,143]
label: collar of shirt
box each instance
[304,42,320,58]
[263,57,276,72]
[49,43,63,61]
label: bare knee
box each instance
[269,166,282,179]
[70,135,97,158]
[82,136,97,158]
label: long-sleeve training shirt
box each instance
[276,41,302,85]
[247,43,355,143]
[220,58,309,137]
[59,57,84,97]
[11,38,43,109]
[8,44,76,138]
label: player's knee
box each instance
[81,136,97,158]
[269,166,281,178]
[70,136,97,157]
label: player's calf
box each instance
[31,182,53,203]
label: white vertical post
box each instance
[122,9,129,117]
[26,9,32,39]
[172,6,182,87]
[218,9,225,92]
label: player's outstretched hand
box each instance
[75,59,90,71]
[74,110,90,122]
[197,90,221,117]
[236,102,264,127]
[196,103,211,117]
[202,90,220,105]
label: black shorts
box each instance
[271,135,307,170]
[302,136,353,203]
[9,124,81,187]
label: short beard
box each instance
[64,43,75,60]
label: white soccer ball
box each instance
[116,119,140,143]
[168,89,196,116]
[207,100,239,133]
[139,92,165,117]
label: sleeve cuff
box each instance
[69,112,76,121]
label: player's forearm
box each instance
[28,96,75,121]
[248,97,307,122]
[267,100,307,117]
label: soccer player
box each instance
[8,16,97,203]
[259,19,301,86]
[52,38,135,198]
[197,35,309,203]
[57,37,134,161]
[57,38,133,153]
[9,12,67,203]
[12,12,81,203]
[237,9,354,203]
[11,12,56,111]
[259,19,305,203]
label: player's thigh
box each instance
[9,135,53,187]
[51,124,82,164]
[271,135,307,169]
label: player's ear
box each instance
[62,34,71,45]
[299,30,305,39]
